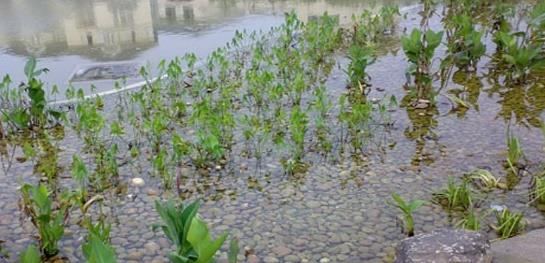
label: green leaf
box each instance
[228,238,239,263]
[24,57,37,80]
[187,216,228,263]
[20,245,41,263]
[82,234,117,263]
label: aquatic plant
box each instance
[401,29,444,103]
[82,233,117,263]
[20,245,41,263]
[228,238,239,263]
[154,200,231,263]
[493,208,525,239]
[494,31,545,83]
[312,86,333,154]
[346,45,375,90]
[20,184,67,258]
[389,193,425,237]
[456,209,481,231]
[506,132,524,174]
[465,169,504,190]
[82,219,116,263]
[288,106,308,164]
[443,14,486,71]
[530,175,545,205]
[433,178,474,211]
[0,58,62,134]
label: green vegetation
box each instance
[154,200,234,263]
[19,245,41,263]
[401,29,444,103]
[20,184,66,258]
[433,178,474,211]
[1,1,545,260]
[389,193,425,237]
[493,208,525,239]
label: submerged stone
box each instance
[394,228,491,263]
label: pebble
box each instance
[130,178,145,187]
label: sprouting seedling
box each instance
[506,132,523,175]
[389,193,426,237]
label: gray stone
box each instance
[394,228,492,263]
[491,228,545,263]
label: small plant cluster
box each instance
[0,58,62,136]
[433,172,525,239]
[19,181,237,263]
[153,199,238,263]
[389,193,425,237]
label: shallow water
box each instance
[0,0,415,98]
[1,1,545,263]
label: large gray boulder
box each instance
[491,228,545,263]
[394,228,492,263]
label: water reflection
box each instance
[0,0,415,61]
[0,0,155,60]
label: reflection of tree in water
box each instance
[401,95,440,166]
[448,70,483,118]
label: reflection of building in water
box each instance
[0,0,156,60]
[155,0,414,28]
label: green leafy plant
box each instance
[444,14,486,71]
[20,184,67,258]
[82,233,117,263]
[154,200,228,263]
[495,31,545,83]
[346,45,375,90]
[389,193,425,237]
[493,208,525,239]
[401,29,444,103]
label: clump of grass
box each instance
[506,132,524,175]
[433,177,474,211]
[465,169,505,191]
[493,208,525,239]
[456,209,481,231]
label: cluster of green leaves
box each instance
[82,220,117,263]
[494,31,545,83]
[444,14,486,70]
[401,29,444,101]
[346,45,375,90]
[154,200,238,263]
[20,184,66,258]
[0,58,62,135]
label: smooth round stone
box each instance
[130,178,145,187]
